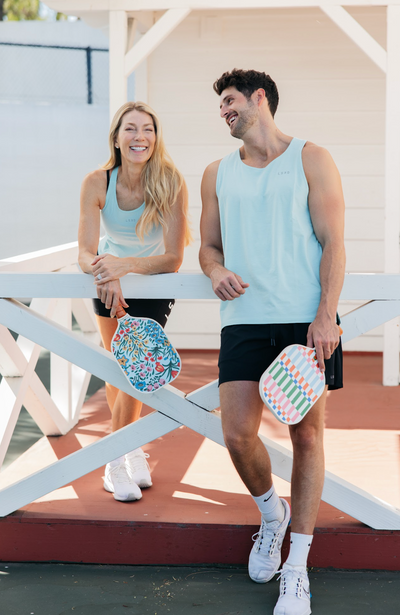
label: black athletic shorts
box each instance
[218,321,343,390]
[92,298,175,328]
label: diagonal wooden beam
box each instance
[1,298,400,528]
[124,8,191,77]
[320,5,386,72]
[340,301,400,344]
[0,411,181,517]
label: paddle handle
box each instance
[115,304,127,319]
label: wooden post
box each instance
[109,10,128,123]
[383,5,400,386]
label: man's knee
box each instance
[223,429,257,458]
[290,422,322,453]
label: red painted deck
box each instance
[0,351,399,569]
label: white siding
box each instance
[149,7,388,351]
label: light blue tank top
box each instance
[216,138,322,327]
[98,167,164,258]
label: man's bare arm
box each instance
[199,161,249,301]
[303,143,346,371]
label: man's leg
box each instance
[273,388,327,615]
[220,380,272,495]
[220,381,291,583]
[289,387,327,536]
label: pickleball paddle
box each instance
[259,327,343,424]
[259,345,325,425]
[111,305,181,394]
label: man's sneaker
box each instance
[104,461,142,501]
[274,563,311,615]
[248,498,291,583]
[125,448,152,488]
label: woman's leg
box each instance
[95,314,150,500]
[95,314,144,428]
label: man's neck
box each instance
[239,121,292,169]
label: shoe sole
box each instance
[103,482,142,501]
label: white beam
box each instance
[320,5,386,73]
[383,5,400,386]
[109,10,128,122]
[45,2,400,13]
[124,8,191,78]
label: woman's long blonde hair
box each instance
[102,101,191,245]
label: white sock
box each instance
[253,485,285,523]
[285,532,313,568]
[109,455,125,467]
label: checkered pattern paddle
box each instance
[259,345,326,425]
[111,305,181,395]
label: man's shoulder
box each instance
[302,142,337,179]
[302,141,332,165]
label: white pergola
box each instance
[47,0,400,385]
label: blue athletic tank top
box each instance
[98,167,164,258]
[216,138,322,327]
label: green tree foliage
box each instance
[4,0,40,21]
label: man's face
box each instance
[219,86,258,139]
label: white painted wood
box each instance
[320,5,386,73]
[71,298,99,334]
[134,54,148,103]
[383,5,400,385]
[125,8,191,77]
[0,324,66,468]
[109,10,128,122]
[2,296,400,528]
[383,319,400,385]
[0,272,216,300]
[0,411,181,517]
[186,379,219,411]
[2,272,400,301]
[340,301,400,344]
[50,299,74,427]
[45,1,400,13]
[0,242,78,273]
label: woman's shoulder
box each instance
[82,169,108,192]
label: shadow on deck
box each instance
[0,351,399,570]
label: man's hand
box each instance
[96,279,129,318]
[306,316,341,372]
[210,266,249,301]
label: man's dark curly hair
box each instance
[213,69,279,117]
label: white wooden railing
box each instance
[0,243,400,530]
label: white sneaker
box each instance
[104,461,142,501]
[248,498,291,583]
[125,448,152,488]
[274,563,311,615]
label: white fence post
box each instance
[1,248,400,528]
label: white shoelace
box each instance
[277,567,309,599]
[252,519,282,556]
[107,463,134,484]
[126,451,150,473]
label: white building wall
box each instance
[0,9,390,351]
[148,7,387,351]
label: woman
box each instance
[78,101,190,502]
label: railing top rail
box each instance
[0,271,400,301]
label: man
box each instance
[199,69,345,615]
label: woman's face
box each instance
[116,110,156,165]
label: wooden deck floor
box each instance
[0,351,399,569]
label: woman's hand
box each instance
[96,278,129,318]
[92,254,128,284]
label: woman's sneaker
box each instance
[125,448,152,488]
[248,498,291,583]
[274,563,311,615]
[104,461,142,501]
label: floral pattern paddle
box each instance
[111,305,181,394]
